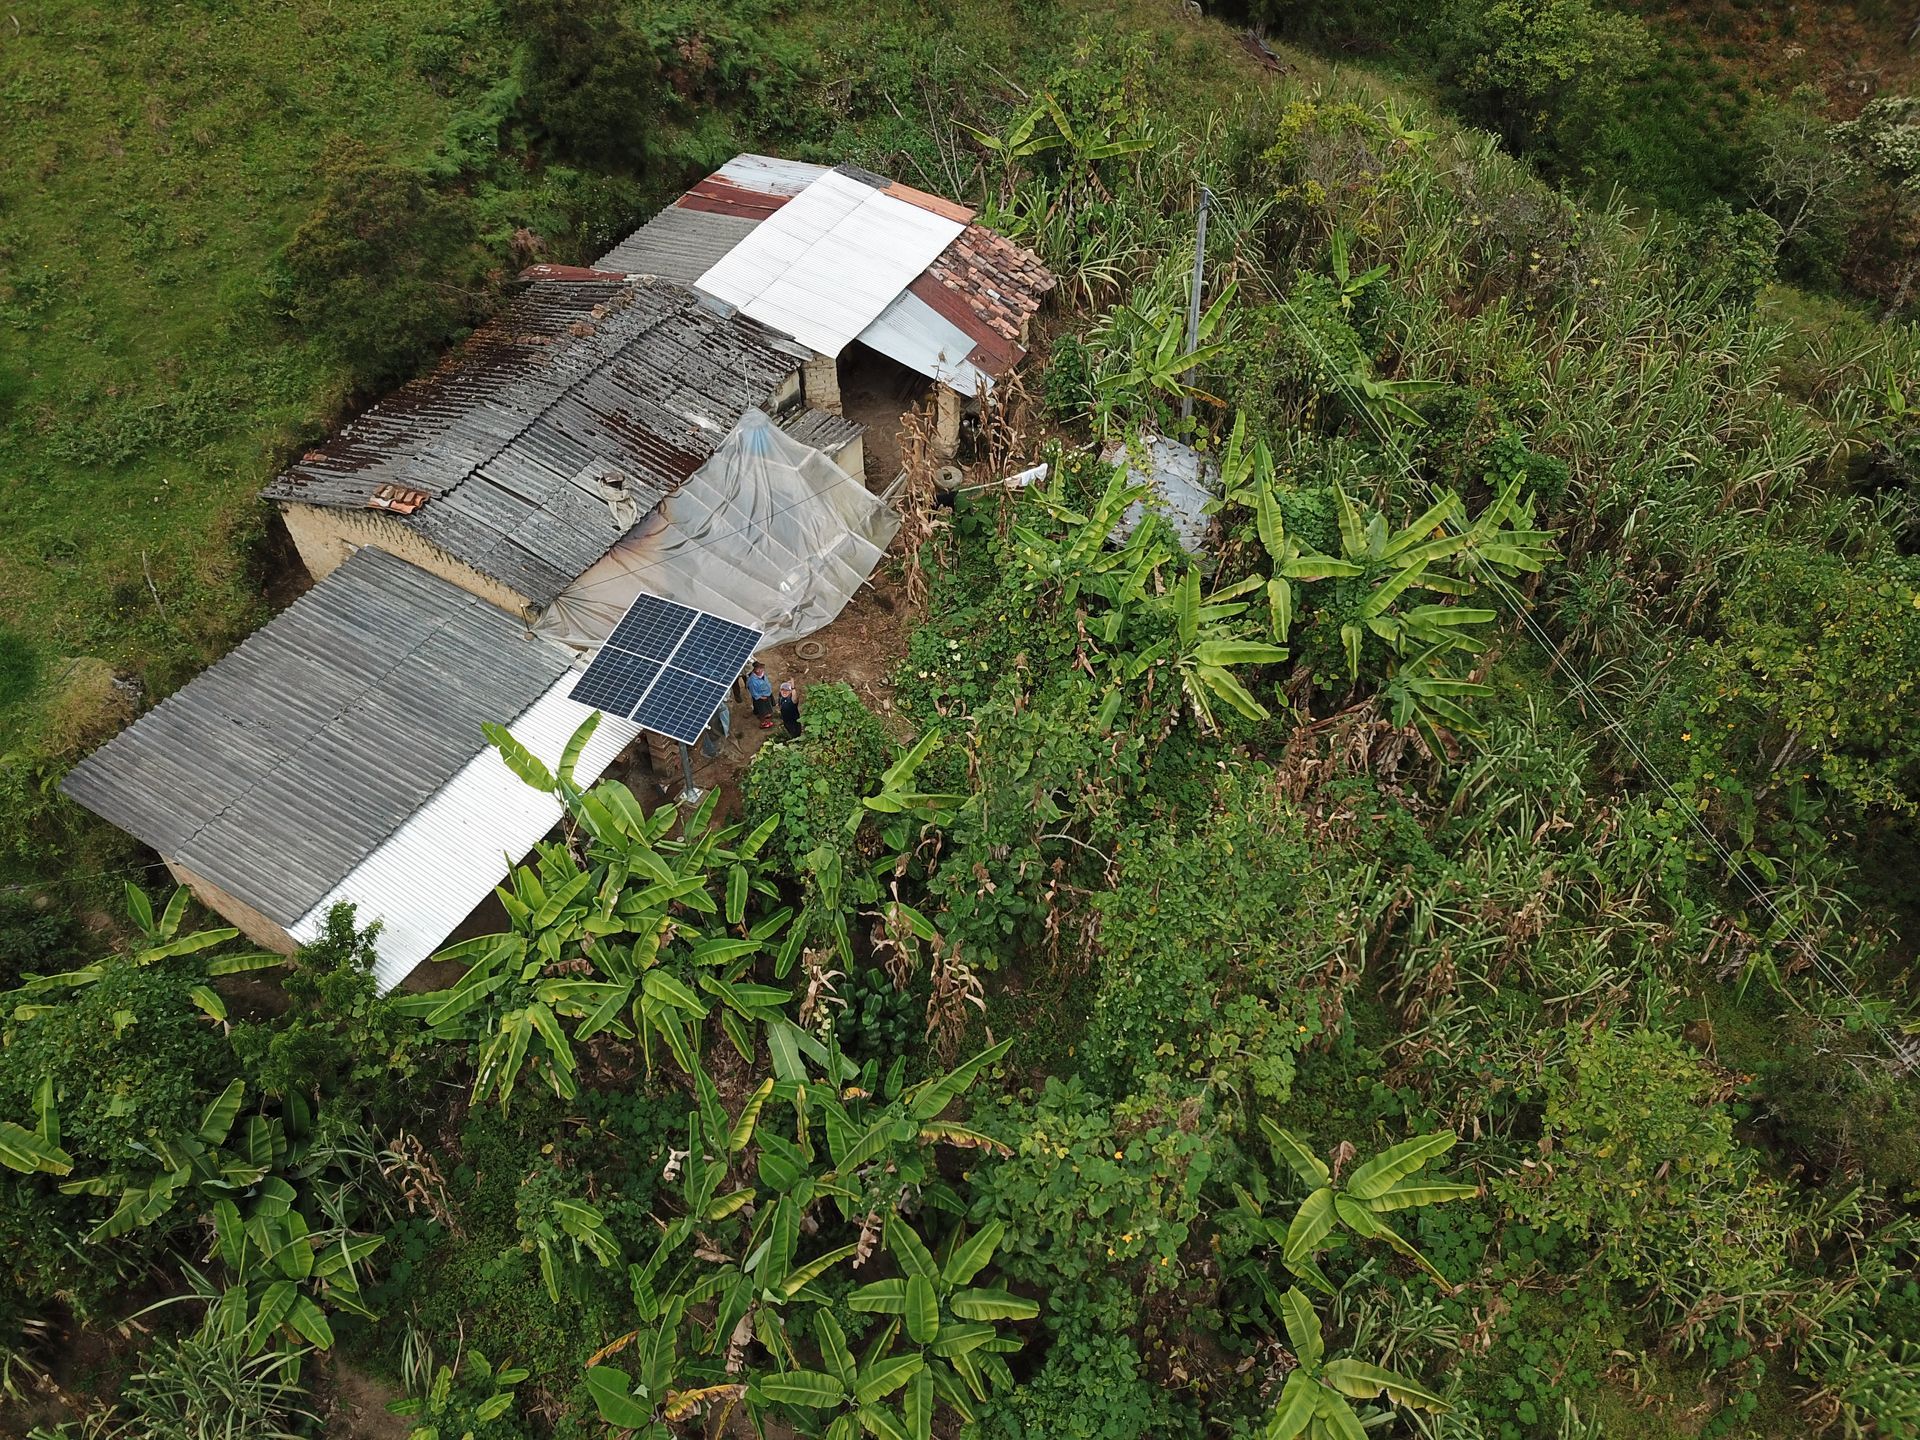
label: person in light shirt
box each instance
[746,661,775,729]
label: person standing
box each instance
[778,680,802,738]
[746,661,775,729]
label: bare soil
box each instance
[321,1356,411,1440]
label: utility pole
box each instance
[1179,184,1213,424]
[677,740,701,805]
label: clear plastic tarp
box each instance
[535,408,900,652]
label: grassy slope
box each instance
[0,0,1232,754]
[0,1,510,746]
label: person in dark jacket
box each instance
[777,680,801,737]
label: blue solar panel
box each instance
[570,594,764,745]
[606,595,701,662]
[569,650,662,720]
[675,612,762,684]
[632,666,731,745]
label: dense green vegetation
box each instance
[7,1,1920,1438]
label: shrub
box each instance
[969,1076,1216,1295]
[0,960,227,1166]
[972,1285,1195,1440]
[1500,1026,1790,1301]
[228,904,423,1113]
[0,891,80,992]
[273,141,491,391]
[739,681,891,877]
[1657,201,1780,313]
[1700,544,1920,815]
[1083,785,1321,1100]
[1438,0,1658,171]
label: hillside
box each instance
[5,3,1920,1440]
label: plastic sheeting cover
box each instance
[1103,434,1221,560]
[535,409,900,652]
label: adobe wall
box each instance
[163,859,300,955]
[277,503,536,619]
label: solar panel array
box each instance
[570,595,762,745]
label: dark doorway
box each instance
[837,342,926,492]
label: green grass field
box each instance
[0,3,522,755]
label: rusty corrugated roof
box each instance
[263,279,809,607]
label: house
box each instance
[261,276,860,620]
[64,156,1048,990]
[61,548,642,989]
[597,155,1056,457]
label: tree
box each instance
[1748,87,1854,288]
[1439,0,1657,168]
[1830,95,1920,314]
[504,0,665,171]
[275,141,490,390]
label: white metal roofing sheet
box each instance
[858,289,994,396]
[714,153,830,195]
[288,669,642,993]
[694,171,964,357]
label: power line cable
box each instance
[1253,269,1903,1054]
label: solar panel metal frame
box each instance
[569,594,764,746]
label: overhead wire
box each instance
[1251,252,1904,1056]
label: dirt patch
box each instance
[669,559,922,816]
[321,1357,411,1440]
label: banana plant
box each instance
[1215,414,1363,647]
[1093,282,1238,433]
[4,887,279,1025]
[391,1348,530,1440]
[401,728,801,1104]
[0,1078,72,1177]
[159,1182,382,1356]
[61,1078,283,1241]
[1264,1288,1449,1438]
[1011,464,1157,610]
[1326,228,1390,314]
[526,1192,622,1304]
[1150,565,1292,730]
[840,1217,1036,1432]
[1239,1122,1477,1296]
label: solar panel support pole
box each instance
[677,741,701,806]
[1178,184,1212,425]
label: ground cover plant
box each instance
[7,2,1920,1439]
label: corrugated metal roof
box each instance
[61,549,576,928]
[262,280,810,607]
[287,668,643,992]
[1104,435,1220,557]
[778,407,866,455]
[595,207,760,284]
[859,289,996,397]
[695,170,966,357]
[594,155,1052,385]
